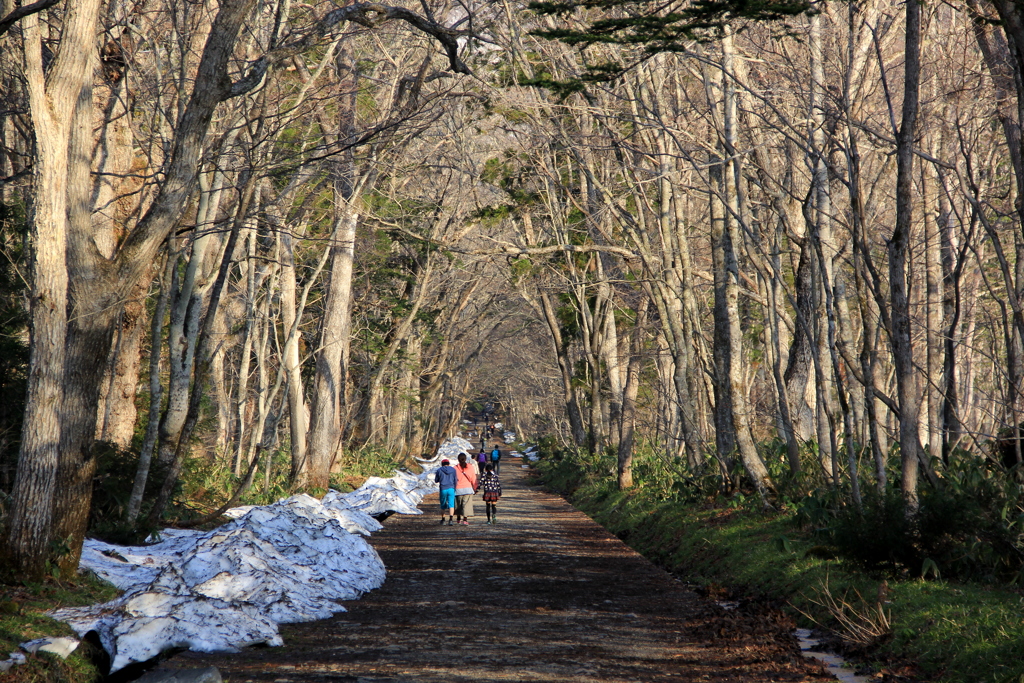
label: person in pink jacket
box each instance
[453,453,478,525]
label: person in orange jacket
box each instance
[453,453,478,525]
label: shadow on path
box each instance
[178,461,833,682]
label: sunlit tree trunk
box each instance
[306,204,357,486]
[94,74,144,449]
[278,216,309,484]
[596,254,624,448]
[5,1,98,577]
[809,11,838,483]
[617,298,649,489]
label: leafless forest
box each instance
[1,0,1023,579]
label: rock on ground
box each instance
[135,667,223,683]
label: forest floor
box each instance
[172,444,841,683]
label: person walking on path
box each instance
[464,452,480,520]
[453,453,478,525]
[476,449,488,472]
[434,459,457,525]
[490,445,502,475]
[479,463,502,524]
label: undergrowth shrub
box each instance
[821,459,1024,582]
[89,441,168,544]
[331,444,404,482]
[535,439,728,503]
[534,442,612,494]
[89,440,407,542]
[534,437,1024,585]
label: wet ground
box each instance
[175,450,838,682]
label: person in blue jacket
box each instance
[434,459,457,525]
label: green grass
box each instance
[539,453,1024,683]
[0,573,118,682]
[887,582,1024,683]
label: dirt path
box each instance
[176,454,834,683]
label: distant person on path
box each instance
[434,459,457,525]
[453,453,478,525]
[477,449,488,471]
[490,445,502,475]
[480,463,502,524]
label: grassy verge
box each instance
[538,455,1024,683]
[0,573,118,682]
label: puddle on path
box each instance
[794,628,871,683]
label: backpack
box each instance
[491,448,501,461]
[477,452,487,464]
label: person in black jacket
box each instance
[480,464,502,524]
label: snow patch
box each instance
[49,442,465,673]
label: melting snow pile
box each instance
[48,443,462,673]
[429,435,475,461]
[503,430,517,444]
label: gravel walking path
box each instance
[174,453,833,682]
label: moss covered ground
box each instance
[0,573,117,682]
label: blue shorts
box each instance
[439,488,456,509]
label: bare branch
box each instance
[0,0,60,39]
[464,242,638,259]
[227,1,473,99]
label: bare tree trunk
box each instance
[407,334,426,458]
[810,11,838,482]
[147,175,255,526]
[363,265,431,442]
[156,247,203,466]
[126,255,173,526]
[617,298,649,489]
[843,0,887,491]
[210,307,232,455]
[922,155,944,458]
[93,74,144,449]
[234,231,258,475]
[767,225,802,475]
[538,291,588,445]
[710,151,737,475]
[392,332,421,455]
[279,217,308,485]
[97,279,148,448]
[938,166,964,458]
[890,0,924,509]
[720,29,772,496]
[307,205,357,487]
[5,1,94,576]
[596,254,624,448]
